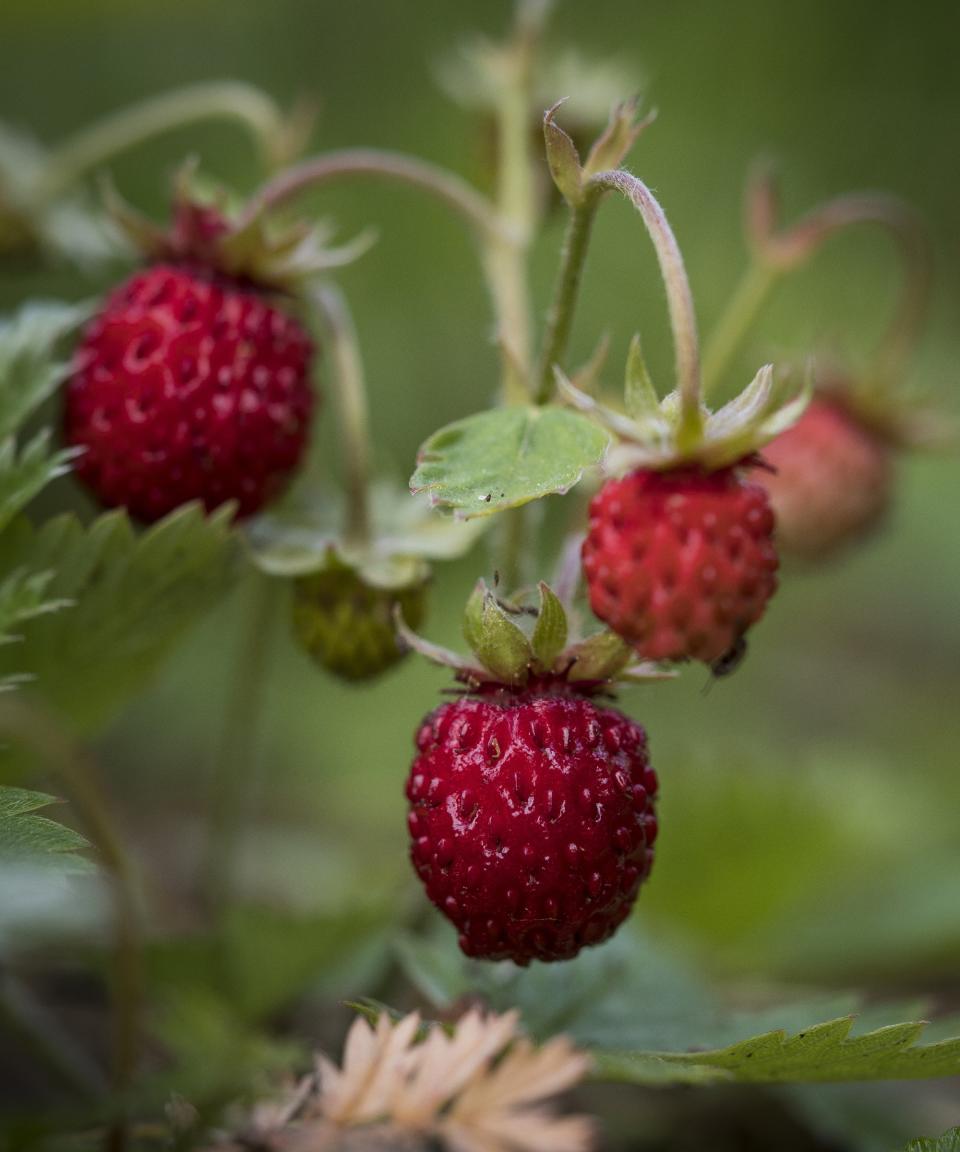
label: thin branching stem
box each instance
[589,170,703,441]
[313,285,372,548]
[0,697,143,1151]
[34,82,290,205]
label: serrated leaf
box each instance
[0,432,77,535]
[397,923,960,1087]
[0,785,88,871]
[411,405,609,519]
[594,1016,960,1086]
[904,1129,960,1152]
[248,481,488,580]
[0,504,239,731]
[531,582,567,668]
[0,301,89,440]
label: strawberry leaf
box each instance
[0,785,88,872]
[0,504,239,731]
[903,1130,960,1152]
[397,923,960,1086]
[0,301,89,440]
[411,405,609,519]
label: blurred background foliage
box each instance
[0,0,959,1148]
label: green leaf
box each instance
[594,1017,960,1086]
[396,923,960,1087]
[0,431,77,536]
[903,1130,960,1152]
[248,481,488,579]
[0,785,88,871]
[0,504,239,731]
[0,301,89,440]
[531,582,567,668]
[411,405,609,519]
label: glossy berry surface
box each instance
[583,466,777,664]
[293,566,428,682]
[757,397,892,561]
[65,263,315,522]
[407,687,657,965]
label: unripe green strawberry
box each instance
[293,564,428,682]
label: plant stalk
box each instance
[0,697,143,1151]
[313,285,372,549]
[34,81,291,206]
[701,260,779,394]
[535,190,602,403]
[204,572,276,917]
[589,170,703,442]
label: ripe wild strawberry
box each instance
[399,580,670,964]
[66,264,314,522]
[757,396,892,561]
[408,684,657,965]
[583,465,777,664]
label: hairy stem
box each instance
[535,191,602,403]
[702,260,779,394]
[589,170,703,441]
[34,82,291,205]
[0,697,143,1150]
[705,192,932,394]
[204,572,275,917]
[770,193,932,377]
[313,285,372,548]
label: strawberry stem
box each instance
[535,189,602,404]
[34,82,293,207]
[0,697,144,1150]
[588,170,704,440]
[313,285,373,548]
[704,188,932,394]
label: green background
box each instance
[1,0,959,1144]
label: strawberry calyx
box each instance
[104,166,374,295]
[396,578,674,692]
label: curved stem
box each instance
[204,572,275,918]
[0,697,143,1148]
[240,149,500,241]
[34,82,291,206]
[535,190,602,403]
[701,260,779,394]
[769,193,932,378]
[589,170,703,441]
[312,285,372,548]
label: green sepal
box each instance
[542,102,584,207]
[623,333,661,424]
[530,581,567,669]
[566,630,632,682]
[582,98,654,180]
[464,580,533,685]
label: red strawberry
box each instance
[582,465,777,664]
[65,263,314,522]
[757,396,892,560]
[407,681,657,965]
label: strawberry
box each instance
[582,465,777,664]
[407,683,657,965]
[65,263,314,522]
[757,395,892,561]
[399,580,669,964]
[293,563,428,682]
